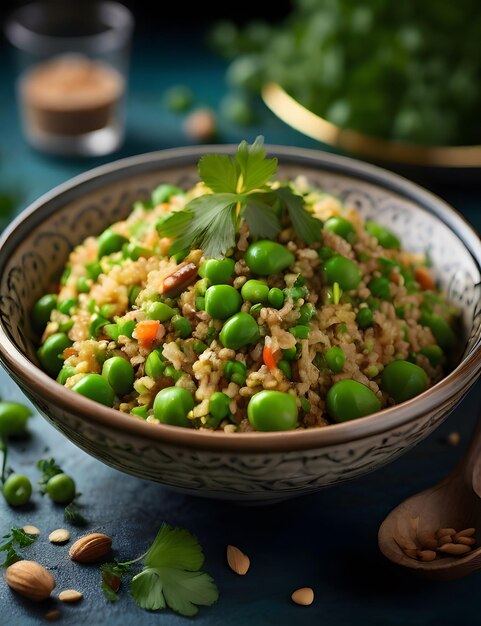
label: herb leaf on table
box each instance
[37,457,63,494]
[0,527,36,567]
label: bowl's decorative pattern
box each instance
[0,147,480,501]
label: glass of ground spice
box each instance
[5,1,134,156]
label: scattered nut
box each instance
[447,431,460,446]
[23,525,40,537]
[437,543,471,555]
[183,108,217,142]
[58,589,83,603]
[44,609,61,621]
[49,529,71,544]
[417,549,437,562]
[5,560,56,601]
[226,545,250,575]
[291,587,314,606]
[455,536,476,546]
[454,527,476,538]
[403,548,419,559]
[436,534,453,546]
[69,533,112,563]
[435,528,456,539]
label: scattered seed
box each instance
[23,525,40,537]
[454,536,476,545]
[417,549,437,562]
[454,527,476,538]
[437,543,471,555]
[44,610,61,621]
[403,548,419,559]
[58,589,83,603]
[435,528,456,539]
[447,431,460,446]
[291,587,314,606]
[49,529,71,544]
[226,545,250,575]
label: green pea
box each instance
[119,320,136,338]
[145,349,166,378]
[323,256,362,291]
[268,287,284,309]
[318,246,335,260]
[193,340,208,354]
[98,229,129,258]
[99,304,116,320]
[153,386,194,427]
[86,261,103,280]
[219,312,260,349]
[131,405,149,419]
[209,392,231,421]
[249,303,263,315]
[282,347,298,361]
[71,373,115,407]
[326,379,381,422]
[56,366,76,385]
[77,276,90,293]
[198,258,235,284]
[368,277,391,300]
[289,325,309,339]
[245,240,295,275]
[89,314,109,338]
[146,301,175,322]
[32,294,58,334]
[365,220,400,249]
[381,360,429,403]
[241,280,269,304]
[325,346,345,372]
[152,184,183,205]
[0,402,32,438]
[247,390,298,431]
[324,216,356,242]
[357,307,373,328]
[224,360,247,385]
[124,242,154,261]
[172,315,192,338]
[128,285,141,306]
[195,296,205,311]
[420,312,455,350]
[298,303,315,325]
[277,360,291,379]
[102,357,134,396]
[38,332,72,377]
[164,365,182,382]
[205,285,242,320]
[420,344,444,367]
[46,473,76,504]
[3,473,32,506]
[58,298,78,315]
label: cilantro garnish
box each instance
[0,527,36,568]
[64,501,88,527]
[157,136,321,258]
[99,523,219,616]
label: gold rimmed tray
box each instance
[262,83,481,168]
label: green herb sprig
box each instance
[157,136,321,259]
[0,527,36,568]
[37,457,88,526]
[100,523,219,617]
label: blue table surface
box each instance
[1,31,481,626]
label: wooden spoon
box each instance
[378,421,481,581]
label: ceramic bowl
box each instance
[0,146,480,503]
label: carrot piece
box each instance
[263,344,278,370]
[415,266,435,291]
[134,319,161,347]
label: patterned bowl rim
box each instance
[0,144,480,453]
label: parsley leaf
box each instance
[168,194,238,259]
[99,523,218,616]
[235,137,277,193]
[37,457,63,494]
[64,502,88,527]
[132,567,218,616]
[0,527,36,567]
[157,137,322,259]
[276,186,322,245]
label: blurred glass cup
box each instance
[5,0,134,157]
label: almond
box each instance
[69,533,112,563]
[226,545,250,575]
[5,560,56,601]
[291,587,314,606]
[58,589,83,602]
[49,529,70,544]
